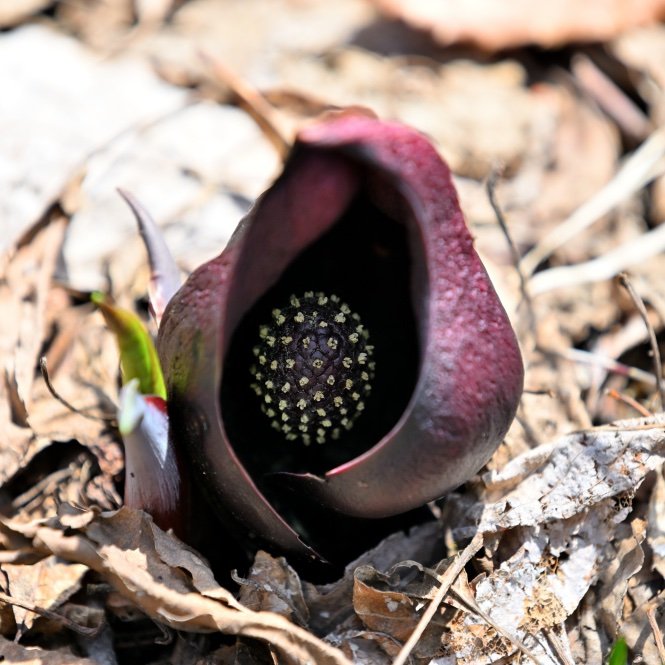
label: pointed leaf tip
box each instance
[116,188,181,325]
[92,292,166,399]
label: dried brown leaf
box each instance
[1,217,66,422]
[350,561,450,661]
[370,0,665,50]
[1,556,88,636]
[434,417,665,663]
[569,596,605,665]
[0,635,97,664]
[477,416,665,534]
[352,565,420,642]
[0,216,68,491]
[335,629,402,663]
[303,521,442,636]
[236,550,309,625]
[5,507,351,665]
[12,299,125,514]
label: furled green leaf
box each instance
[92,292,166,399]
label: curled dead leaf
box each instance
[1,556,88,637]
[351,561,449,660]
[234,550,309,626]
[3,506,351,665]
[353,565,420,642]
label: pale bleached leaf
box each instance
[440,417,664,664]
[476,417,665,534]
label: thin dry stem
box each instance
[0,590,99,637]
[542,624,575,665]
[199,50,291,159]
[553,347,661,387]
[606,388,653,418]
[487,170,536,345]
[619,273,665,411]
[39,357,116,424]
[448,577,551,665]
[647,606,665,664]
[571,54,651,142]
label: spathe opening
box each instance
[222,181,419,478]
[220,177,426,565]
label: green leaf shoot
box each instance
[608,637,628,665]
[92,292,166,399]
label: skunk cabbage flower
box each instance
[154,112,523,558]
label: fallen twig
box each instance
[606,388,653,418]
[549,347,662,388]
[39,357,116,425]
[392,533,483,665]
[448,580,548,665]
[0,590,100,637]
[619,273,665,411]
[571,53,651,142]
[529,219,665,295]
[199,50,291,158]
[647,606,665,664]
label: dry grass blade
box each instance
[521,126,665,276]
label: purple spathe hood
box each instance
[157,112,524,557]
